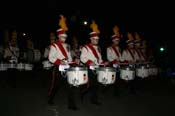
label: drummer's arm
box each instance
[107,48,119,64]
[120,51,128,64]
[48,45,61,66]
[80,47,94,66]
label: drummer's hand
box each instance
[75,58,80,64]
[104,62,109,66]
[90,62,96,66]
[60,60,67,65]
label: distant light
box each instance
[160,47,165,52]
[83,21,88,25]
[23,33,26,36]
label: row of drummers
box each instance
[43,27,159,86]
[0,47,42,71]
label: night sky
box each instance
[0,1,174,62]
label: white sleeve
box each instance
[48,45,57,64]
[43,48,49,58]
[80,46,89,64]
[107,47,114,62]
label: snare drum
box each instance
[24,63,33,71]
[42,60,54,70]
[67,66,88,86]
[97,67,116,85]
[16,63,25,71]
[0,63,8,71]
[136,65,149,78]
[120,66,135,81]
[149,65,158,76]
[8,63,17,69]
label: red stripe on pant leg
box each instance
[48,67,56,96]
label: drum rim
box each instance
[120,67,135,70]
[97,67,116,71]
[136,66,149,69]
[67,66,88,71]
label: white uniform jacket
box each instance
[107,45,123,64]
[122,48,135,63]
[48,41,72,66]
[80,43,105,66]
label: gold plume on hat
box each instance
[127,32,134,41]
[135,32,141,41]
[90,20,100,34]
[59,15,68,31]
[113,25,120,37]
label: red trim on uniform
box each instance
[54,59,61,65]
[127,48,134,60]
[101,61,106,64]
[111,45,120,57]
[140,50,147,61]
[48,67,56,96]
[135,48,142,59]
[55,41,68,58]
[112,59,118,64]
[86,43,99,59]
[85,60,93,65]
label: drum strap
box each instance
[86,43,99,59]
[140,50,147,60]
[53,42,68,58]
[135,48,142,59]
[111,45,120,57]
[127,49,134,60]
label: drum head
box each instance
[97,67,116,72]
[68,66,88,71]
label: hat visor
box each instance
[112,38,120,42]
[90,36,99,40]
[58,34,67,38]
[127,42,134,46]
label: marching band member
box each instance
[106,25,123,96]
[107,25,123,66]
[140,40,149,62]
[41,32,56,87]
[134,32,147,91]
[121,32,136,94]
[43,32,56,60]
[70,36,82,61]
[134,32,146,63]
[4,38,20,88]
[80,20,109,105]
[122,32,136,64]
[48,15,79,111]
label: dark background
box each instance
[0,1,174,65]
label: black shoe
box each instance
[68,106,79,111]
